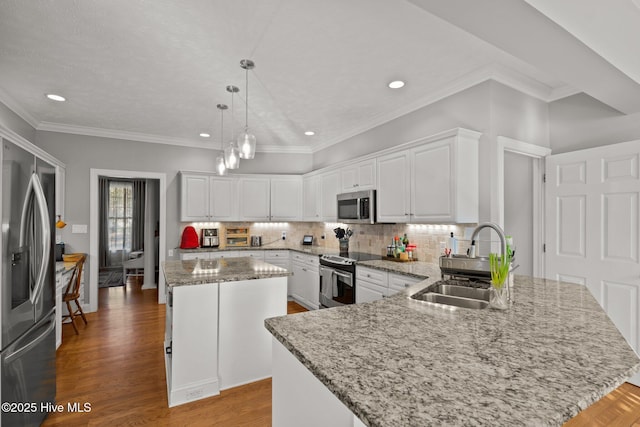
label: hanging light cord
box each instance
[244,66,249,130]
[220,108,224,151]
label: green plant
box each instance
[489,252,511,289]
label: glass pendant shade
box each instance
[224,141,240,169]
[238,130,256,159]
[216,155,227,175]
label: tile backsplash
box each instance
[180,222,478,263]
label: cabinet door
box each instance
[290,262,305,301]
[320,171,340,221]
[303,175,321,221]
[411,141,453,222]
[388,273,423,294]
[302,265,319,308]
[356,281,387,304]
[210,177,237,220]
[271,177,302,221]
[180,174,210,221]
[376,152,410,223]
[238,177,270,221]
[341,159,376,192]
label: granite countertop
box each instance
[162,257,292,287]
[357,259,441,280]
[265,275,640,426]
[178,244,336,256]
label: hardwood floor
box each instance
[43,281,639,426]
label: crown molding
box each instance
[547,85,582,102]
[0,88,40,128]
[36,121,313,154]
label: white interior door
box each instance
[545,139,640,386]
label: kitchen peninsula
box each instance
[266,274,640,426]
[162,256,291,407]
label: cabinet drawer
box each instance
[356,267,387,286]
[180,252,211,260]
[291,252,319,266]
[265,250,289,261]
[388,273,423,293]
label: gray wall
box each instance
[0,102,36,142]
[34,131,312,259]
[313,81,492,169]
[312,80,549,225]
[550,93,640,154]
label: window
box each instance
[108,181,133,256]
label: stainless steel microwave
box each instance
[337,189,376,224]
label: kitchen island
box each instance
[266,274,640,426]
[162,257,291,407]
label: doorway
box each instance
[89,169,167,312]
[497,136,551,278]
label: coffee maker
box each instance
[201,228,219,248]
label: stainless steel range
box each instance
[319,252,380,308]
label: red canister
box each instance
[180,226,199,249]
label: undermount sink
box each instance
[410,283,490,310]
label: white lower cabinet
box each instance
[388,272,422,294]
[356,267,389,304]
[289,252,320,310]
[356,266,424,303]
[165,275,287,407]
[165,283,220,407]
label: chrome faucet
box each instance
[469,222,507,259]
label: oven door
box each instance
[319,266,354,308]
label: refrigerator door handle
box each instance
[5,316,55,364]
[19,173,51,305]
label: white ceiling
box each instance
[0,0,638,153]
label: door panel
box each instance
[602,193,638,262]
[546,139,640,386]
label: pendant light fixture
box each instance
[216,104,228,176]
[224,85,241,169]
[238,59,256,159]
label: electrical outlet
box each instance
[168,249,174,257]
[281,231,286,240]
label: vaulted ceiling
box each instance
[0,0,638,153]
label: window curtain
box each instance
[98,177,146,268]
[131,179,146,252]
[99,177,109,269]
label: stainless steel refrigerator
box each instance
[1,138,56,426]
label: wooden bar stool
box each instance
[63,254,88,334]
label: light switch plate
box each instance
[72,224,88,234]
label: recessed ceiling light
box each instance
[46,93,66,102]
[304,131,315,136]
[388,80,405,89]
[200,133,211,138]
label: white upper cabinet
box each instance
[180,172,211,221]
[180,173,237,221]
[320,170,340,221]
[377,129,479,223]
[210,176,237,220]
[238,176,271,221]
[376,152,411,223]
[340,159,376,192]
[303,175,321,221]
[271,176,302,221]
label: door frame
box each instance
[89,168,167,312]
[496,136,551,278]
